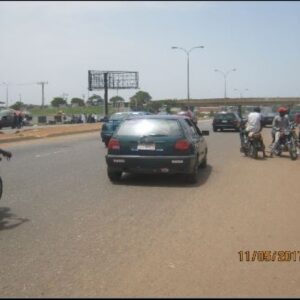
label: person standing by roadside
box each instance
[17,111,23,128]
[13,112,18,129]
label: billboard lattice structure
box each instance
[88,71,139,91]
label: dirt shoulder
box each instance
[0,123,102,145]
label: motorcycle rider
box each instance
[240,106,266,157]
[270,106,290,157]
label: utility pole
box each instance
[37,81,48,108]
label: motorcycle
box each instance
[0,149,12,200]
[241,131,266,159]
[272,122,298,160]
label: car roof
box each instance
[216,111,235,114]
[125,114,190,121]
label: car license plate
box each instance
[222,120,228,123]
[137,143,155,150]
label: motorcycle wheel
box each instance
[288,140,298,161]
[0,176,2,200]
[249,144,258,159]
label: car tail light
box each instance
[174,139,190,151]
[108,138,120,150]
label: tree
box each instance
[51,97,68,107]
[71,98,85,107]
[86,94,103,106]
[109,96,125,106]
[10,101,25,110]
[129,91,152,110]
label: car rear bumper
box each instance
[213,123,239,129]
[106,154,197,174]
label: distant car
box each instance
[289,106,300,122]
[100,111,153,147]
[212,111,241,132]
[261,111,277,127]
[0,109,17,129]
[105,114,209,184]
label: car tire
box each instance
[186,159,199,184]
[107,169,122,182]
[199,151,207,168]
[213,127,217,132]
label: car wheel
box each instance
[107,169,122,182]
[199,151,207,168]
[186,159,199,184]
[213,127,217,132]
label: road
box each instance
[0,120,299,297]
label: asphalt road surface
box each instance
[0,120,299,297]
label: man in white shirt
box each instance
[240,106,266,157]
[246,107,262,133]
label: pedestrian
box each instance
[13,112,18,129]
[17,112,23,128]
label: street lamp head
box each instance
[232,68,237,71]
[171,46,178,49]
[214,69,219,72]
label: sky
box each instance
[1,1,300,106]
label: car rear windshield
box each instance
[116,119,182,137]
[215,113,236,120]
[110,113,129,120]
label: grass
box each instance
[28,106,115,116]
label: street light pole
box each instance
[234,88,249,99]
[214,68,236,99]
[172,45,205,101]
[234,88,249,118]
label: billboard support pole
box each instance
[104,72,108,116]
[88,70,139,117]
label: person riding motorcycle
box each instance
[240,106,266,157]
[270,106,290,157]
